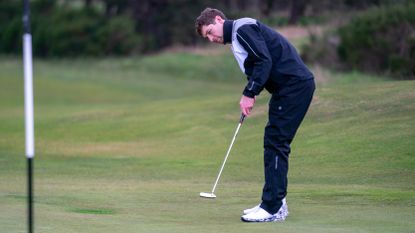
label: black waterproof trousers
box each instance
[260,78,315,214]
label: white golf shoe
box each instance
[241,198,289,222]
[280,198,289,217]
[241,207,280,222]
[243,198,289,216]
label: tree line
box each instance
[0,0,409,57]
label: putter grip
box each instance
[240,114,246,124]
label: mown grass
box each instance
[0,51,414,233]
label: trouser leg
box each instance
[260,79,315,214]
[260,141,290,214]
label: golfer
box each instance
[195,8,315,222]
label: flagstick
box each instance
[27,157,33,233]
[23,0,35,233]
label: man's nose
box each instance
[207,35,214,42]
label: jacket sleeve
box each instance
[236,24,272,97]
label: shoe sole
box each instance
[241,217,285,222]
[241,215,286,223]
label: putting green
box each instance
[0,54,414,233]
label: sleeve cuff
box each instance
[243,89,256,98]
[243,80,264,97]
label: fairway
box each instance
[0,53,414,233]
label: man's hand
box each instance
[240,95,256,116]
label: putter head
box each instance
[199,192,216,198]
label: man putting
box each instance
[195,8,315,222]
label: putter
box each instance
[200,114,246,199]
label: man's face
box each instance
[201,16,225,44]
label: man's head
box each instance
[195,8,227,44]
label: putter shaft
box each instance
[210,114,245,194]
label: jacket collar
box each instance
[223,20,233,44]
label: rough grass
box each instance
[0,53,414,233]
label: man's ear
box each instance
[215,15,225,24]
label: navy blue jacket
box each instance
[223,18,314,98]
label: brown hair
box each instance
[195,8,227,37]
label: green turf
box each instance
[0,53,414,233]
